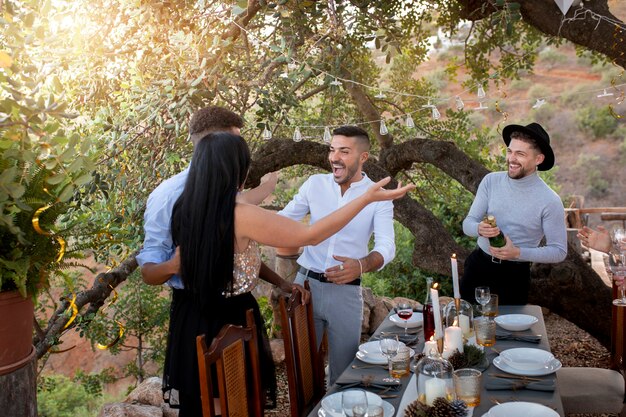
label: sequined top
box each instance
[225,240,261,297]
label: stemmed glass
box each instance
[609,251,626,307]
[611,227,626,251]
[396,302,413,336]
[475,286,491,315]
[379,334,400,383]
[342,389,368,417]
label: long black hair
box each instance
[171,132,251,310]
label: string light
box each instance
[597,88,614,98]
[405,114,415,128]
[323,126,332,143]
[262,125,272,140]
[379,120,388,135]
[431,106,441,120]
[475,102,488,111]
[293,127,302,142]
[455,96,464,110]
[477,85,486,99]
[375,90,386,99]
[330,78,342,86]
[532,98,547,109]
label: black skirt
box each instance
[163,289,276,416]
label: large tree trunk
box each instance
[0,357,37,417]
[530,244,612,347]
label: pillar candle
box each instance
[459,314,471,337]
[451,254,460,299]
[425,377,447,406]
[443,326,463,358]
[430,288,443,339]
[423,340,437,355]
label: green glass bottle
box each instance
[485,215,506,248]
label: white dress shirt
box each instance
[278,173,395,272]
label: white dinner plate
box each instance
[319,391,395,417]
[493,355,562,376]
[495,314,538,332]
[499,348,554,371]
[390,312,424,329]
[483,401,559,417]
[357,341,414,365]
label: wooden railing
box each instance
[565,207,626,230]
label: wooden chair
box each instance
[196,309,263,417]
[279,281,326,417]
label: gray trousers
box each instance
[295,272,363,386]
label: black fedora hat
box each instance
[502,122,555,171]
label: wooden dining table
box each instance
[308,304,565,417]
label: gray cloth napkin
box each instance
[371,333,418,345]
[495,330,541,343]
[484,376,555,392]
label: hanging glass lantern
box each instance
[262,126,272,140]
[455,96,464,111]
[443,299,474,341]
[415,349,455,406]
[405,114,415,128]
[379,120,388,135]
[293,127,302,142]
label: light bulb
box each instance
[597,89,614,98]
[455,96,464,110]
[323,126,332,143]
[375,90,386,99]
[379,120,388,135]
[330,78,342,86]
[262,126,272,140]
[477,85,486,99]
[406,114,415,128]
[293,127,302,142]
[475,102,488,111]
[532,98,546,109]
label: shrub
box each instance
[576,105,618,138]
[538,48,567,68]
[38,374,106,417]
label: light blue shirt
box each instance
[462,171,567,263]
[136,167,189,288]
[278,173,396,272]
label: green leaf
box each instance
[58,184,75,202]
[74,173,93,186]
[46,173,67,185]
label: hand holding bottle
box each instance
[480,215,506,248]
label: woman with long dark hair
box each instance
[165,132,413,415]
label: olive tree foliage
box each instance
[4,0,623,357]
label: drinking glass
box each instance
[342,389,368,417]
[612,227,626,252]
[475,286,491,314]
[474,316,496,347]
[609,251,626,307]
[396,302,413,335]
[379,334,400,383]
[453,368,482,407]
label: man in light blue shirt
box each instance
[278,125,396,385]
[136,107,278,287]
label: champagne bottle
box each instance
[422,277,435,342]
[485,215,506,248]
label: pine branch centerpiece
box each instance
[404,397,468,417]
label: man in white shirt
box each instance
[279,125,396,385]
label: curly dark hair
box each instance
[189,106,244,136]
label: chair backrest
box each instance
[611,284,626,403]
[279,281,326,417]
[196,309,263,417]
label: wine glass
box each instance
[379,334,400,383]
[342,389,368,417]
[475,286,491,314]
[396,302,413,336]
[609,252,626,307]
[611,227,626,251]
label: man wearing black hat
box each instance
[460,122,567,305]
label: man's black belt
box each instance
[478,248,530,266]
[298,266,361,286]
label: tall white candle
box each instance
[451,254,460,299]
[430,288,443,339]
[443,326,464,358]
[425,377,447,405]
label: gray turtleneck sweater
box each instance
[462,171,567,263]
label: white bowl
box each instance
[486,401,559,417]
[495,314,538,331]
[499,348,554,371]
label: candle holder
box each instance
[444,299,474,341]
[415,348,455,406]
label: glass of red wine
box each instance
[396,302,413,335]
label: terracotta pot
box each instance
[0,290,35,375]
